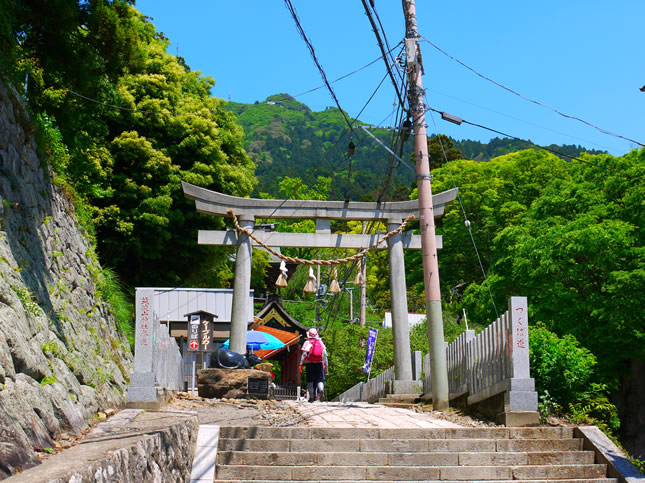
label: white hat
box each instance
[307,328,319,339]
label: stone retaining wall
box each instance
[0,78,133,478]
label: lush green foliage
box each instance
[456,149,644,385]
[95,267,134,346]
[529,324,621,436]
[2,1,256,288]
[529,323,598,411]
[3,2,642,456]
[227,96,603,202]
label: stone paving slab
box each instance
[285,401,462,428]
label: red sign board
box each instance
[189,340,199,350]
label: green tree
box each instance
[463,149,644,385]
[5,3,256,287]
[428,134,462,171]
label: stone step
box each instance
[214,480,618,483]
[218,450,596,467]
[218,426,574,440]
[215,463,608,481]
[378,394,421,404]
[217,437,583,453]
[377,401,418,409]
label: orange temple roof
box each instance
[250,323,301,359]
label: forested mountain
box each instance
[225,95,605,201]
[227,95,415,201]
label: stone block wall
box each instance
[0,79,133,478]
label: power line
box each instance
[424,86,615,153]
[361,0,408,113]
[419,34,644,148]
[428,106,632,176]
[426,108,499,318]
[289,45,401,100]
[283,0,354,132]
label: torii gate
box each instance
[182,181,457,387]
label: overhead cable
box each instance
[289,44,402,100]
[283,0,354,132]
[419,34,644,147]
[426,108,499,318]
[426,106,634,176]
[360,0,408,112]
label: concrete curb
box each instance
[6,410,199,482]
[575,425,645,482]
[190,425,220,483]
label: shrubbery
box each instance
[529,323,619,434]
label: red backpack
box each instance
[307,338,324,362]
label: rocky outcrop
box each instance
[0,79,133,478]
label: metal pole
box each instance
[191,352,196,397]
[402,0,449,410]
[360,222,367,327]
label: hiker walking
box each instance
[300,328,328,402]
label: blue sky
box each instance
[135,0,644,156]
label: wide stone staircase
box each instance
[213,426,616,482]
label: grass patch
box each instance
[10,284,42,315]
[40,375,56,386]
[95,267,134,348]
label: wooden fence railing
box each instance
[335,297,538,418]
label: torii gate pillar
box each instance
[230,215,254,354]
[387,218,413,382]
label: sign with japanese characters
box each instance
[188,314,201,352]
[187,313,214,352]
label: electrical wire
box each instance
[361,0,408,112]
[427,106,633,176]
[424,86,615,153]
[288,44,402,100]
[419,34,644,148]
[426,107,500,318]
[283,0,354,132]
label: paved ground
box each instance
[286,400,462,428]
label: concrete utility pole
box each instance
[402,0,449,409]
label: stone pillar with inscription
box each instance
[127,288,162,406]
[502,296,539,426]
